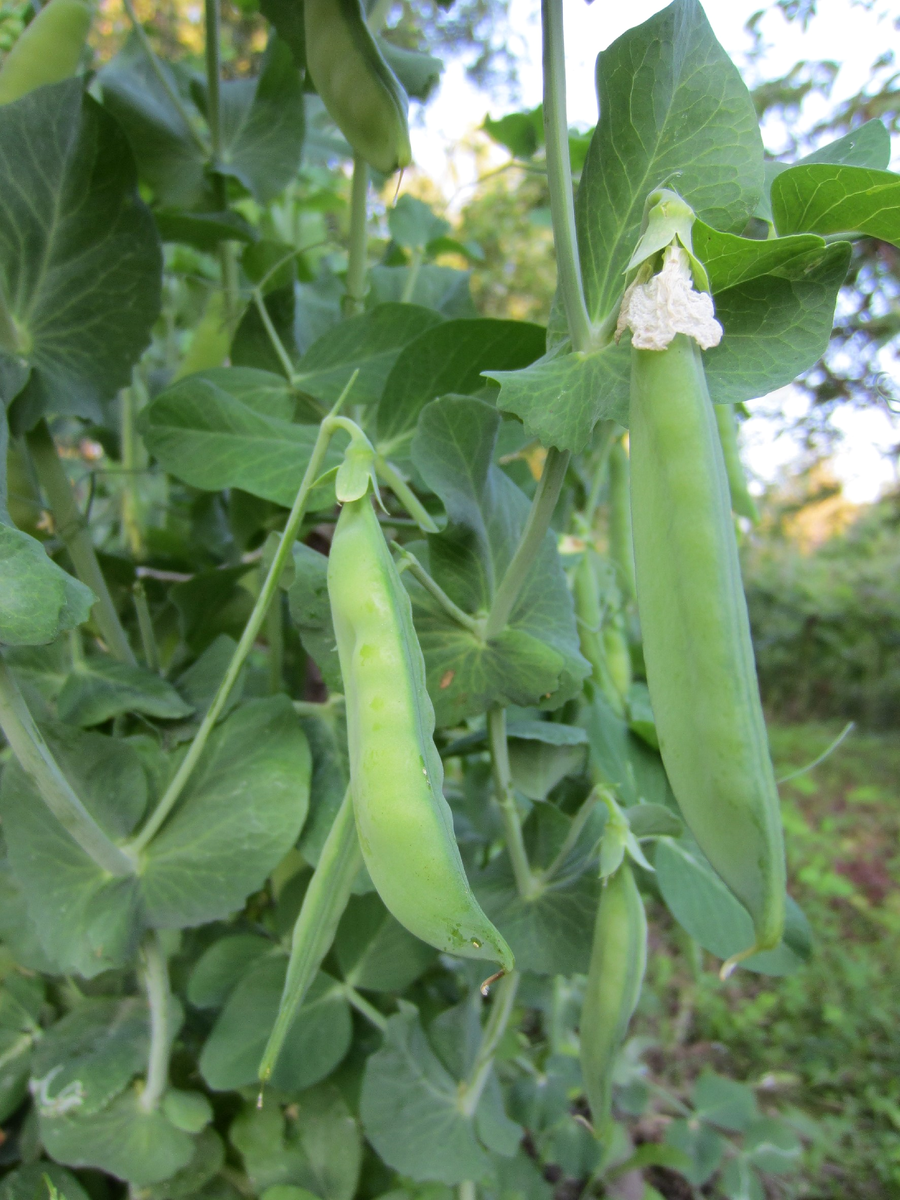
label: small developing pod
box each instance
[304,0,411,175]
[579,862,647,1130]
[327,495,514,972]
[607,438,636,602]
[0,0,92,105]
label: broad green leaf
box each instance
[199,957,351,1093]
[443,718,587,757]
[287,544,342,694]
[654,838,812,975]
[368,265,476,318]
[146,1128,225,1200]
[388,197,450,250]
[162,1089,213,1134]
[57,659,193,727]
[720,1158,765,1200]
[743,1117,802,1175]
[31,998,149,1118]
[409,397,588,723]
[0,857,59,972]
[801,119,891,170]
[626,803,683,839]
[231,1087,361,1198]
[0,524,94,647]
[0,1165,91,1200]
[664,1119,725,1186]
[40,1087,196,1187]
[0,81,161,422]
[772,163,900,246]
[294,304,443,409]
[507,739,586,801]
[482,107,544,159]
[378,41,443,101]
[359,1005,493,1184]
[376,319,546,445]
[334,893,436,992]
[692,224,830,294]
[141,697,311,928]
[187,933,273,1009]
[140,368,345,507]
[693,1070,758,1133]
[170,567,256,656]
[155,209,258,250]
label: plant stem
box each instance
[344,984,388,1031]
[538,788,598,885]
[0,657,135,876]
[541,0,592,353]
[582,420,617,530]
[375,457,439,533]
[204,0,223,165]
[252,287,296,382]
[458,1184,476,1200]
[459,971,520,1117]
[122,0,209,157]
[484,446,569,638]
[128,399,354,854]
[393,546,481,635]
[219,242,240,330]
[486,707,535,901]
[132,583,160,673]
[265,571,284,694]
[400,246,423,304]
[120,386,145,559]
[139,931,171,1111]
[259,786,362,1081]
[25,420,136,665]
[345,154,369,316]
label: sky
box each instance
[407,0,900,503]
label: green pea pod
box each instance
[573,548,626,716]
[304,0,411,175]
[0,0,91,105]
[629,333,785,959]
[580,862,646,1130]
[174,291,229,381]
[607,439,636,601]
[715,403,760,523]
[327,494,514,972]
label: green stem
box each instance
[265,569,284,695]
[219,242,240,332]
[293,697,344,719]
[122,0,209,157]
[400,246,423,304]
[538,788,599,885]
[484,447,569,639]
[139,931,171,1112]
[120,386,145,559]
[345,154,369,316]
[0,285,19,354]
[0,657,135,876]
[541,0,592,353]
[25,420,136,666]
[259,786,362,1081]
[582,420,617,530]
[458,1185,476,1200]
[127,398,353,855]
[375,457,439,533]
[252,287,296,383]
[459,971,519,1117]
[132,582,160,673]
[393,546,481,635]
[344,984,388,1031]
[487,708,535,901]
[204,0,223,164]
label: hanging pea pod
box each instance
[607,438,636,602]
[327,491,514,972]
[572,546,628,716]
[304,0,411,175]
[579,861,647,1131]
[715,403,760,523]
[620,229,786,964]
[0,0,92,105]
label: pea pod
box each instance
[0,0,91,106]
[579,862,646,1130]
[607,438,636,601]
[715,403,760,523]
[304,0,411,175]
[573,547,630,714]
[628,327,785,958]
[327,494,513,972]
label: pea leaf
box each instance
[0,523,94,647]
[409,396,589,724]
[772,163,900,247]
[0,1165,91,1200]
[0,974,43,1121]
[187,933,274,1009]
[287,544,342,694]
[334,893,437,992]
[56,658,194,727]
[0,80,161,422]
[146,1127,225,1199]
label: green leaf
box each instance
[0,1165,91,1200]
[772,163,900,246]
[294,304,443,408]
[626,803,683,839]
[199,958,351,1093]
[507,739,586,802]
[482,107,544,159]
[0,524,94,647]
[376,318,546,445]
[368,265,476,317]
[334,893,437,992]
[187,933,274,1008]
[377,41,442,101]
[141,697,311,928]
[663,1118,725,1186]
[0,857,59,972]
[173,635,246,729]
[693,1070,758,1133]
[359,1005,493,1184]
[162,1089,213,1134]
[155,209,258,250]
[146,1128,225,1199]
[388,196,450,250]
[140,368,344,508]
[409,397,588,723]
[57,659,194,727]
[31,997,149,1118]
[216,38,305,204]
[743,1116,802,1175]
[287,544,342,694]
[694,223,835,292]
[721,1156,765,1200]
[0,81,161,423]
[654,838,811,975]
[0,974,43,1121]
[39,1087,196,1187]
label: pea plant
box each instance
[0,0,896,1197]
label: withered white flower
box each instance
[616,243,723,352]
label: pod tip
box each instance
[719,943,759,980]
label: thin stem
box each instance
[344,984,388,1031]
[459,971,520,1117]
[777,721,854,785]
[265,572,284,695]
[582,420,617,530]
[538,789,599,885]
[204,0,223,164]
[0,657,135,876]
[293,697,344,719]
[219,242,240,332]
[487,707,535,901]
[26,421,136,665]
[259,786,362,1081]
[132,583,160,673]
[121,0,209,156]
[345,154,369,316]
[120,386,145,559]
[139,931,171,1112]
[127,397,354,854]
[400,246,423,304]
[459,1184,476,1200]
[484,447,569,638]
[252,287,296,382]
[375,457,439,533]
[542,0,592,353]
[393,546,481,635]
